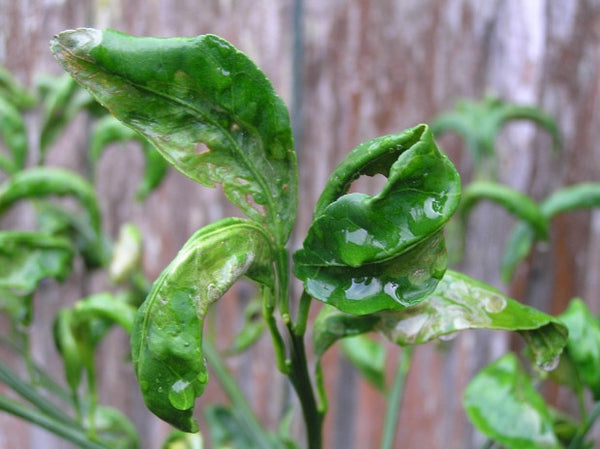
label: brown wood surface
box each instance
[1,1,600,448]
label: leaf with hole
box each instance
[51,28,297,245]
[294,125,461,314]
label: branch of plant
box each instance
[380,346,414,449]
[0,395,111,449]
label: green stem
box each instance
[0,358,76,426]
[293,290,312,336]
[380,346,414,449]
[568,401,600,449]
[0,395,110,449]
[287,326,324,449]
[204,340,275,449]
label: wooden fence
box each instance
[1,1,600,447]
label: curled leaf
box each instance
[294,125,460,314]
[131,218,274,432]
[51,28,297,245]
[376,270,567,369]
[0,167,101,231]
[460,181,548,239]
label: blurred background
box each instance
[1,0,599,448]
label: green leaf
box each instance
[162,429,204,449]
[131,217,275,432]
[558,299,600,399]
[53,308,84,393]
[0,65,36,109]
[540,183,600,217]
[90,115,169,200]
[205,405,255,449]
[39,74,97,157]
[501,222,536,282]
[294,124,461,314]
[0,231,73,296]
[501,183,600,282]
[225,297,265,355]
[431,95,560,177]
[313,305,381,358]
[0,95,28,174]
[51,28,298,245]
[36,203,109,269]
[460,181,548,239]
[0,167,101,232]
[376,270,567,369]
[93,406,139,449]
[464,353,562,449]
[73,292,137,334]
[340,335,386,391]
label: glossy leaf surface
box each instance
[90,115,168,200]
[131,218,274,432]
[558,299,600,399]
[376,270,567,369]
[464,353,561,449]
[295,125,460,314]
[0,95,27,174]
[312,305,380,357]
[460,181,548,239]
[51,28,297,245]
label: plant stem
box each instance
[287,326,324,449]
[293,290,312,335]
[0,395,110,449]
[380,346,414,449]
[568,401,600,449]
[203,340,275,449]
[0,358,76,426]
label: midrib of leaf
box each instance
[60,45,284,244]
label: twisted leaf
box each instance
[50,28,297,245]
[464,353,562,449]
[294,124,461,314]
[131,218,274,432]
